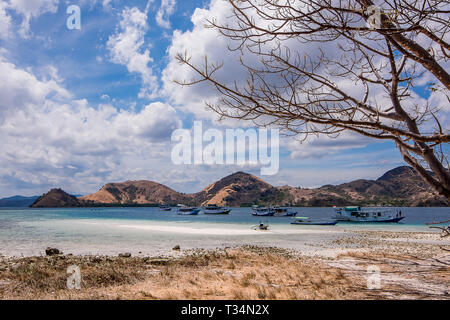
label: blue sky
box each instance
[0,0,434,197]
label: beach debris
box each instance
[91,256,102,263]
[425,219,450,238]
[173,245,181,251]
[45,247,61,256]
[118,252,132,258]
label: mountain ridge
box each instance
[0,195,39,207]
[29,166,449,208]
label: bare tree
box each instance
[175,0,450,198]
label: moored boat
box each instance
[251,205,275,216]
[291,217,337,225]
[158,204,171,211]
[177,205,200,215]
[333,206,405,223]
[202,204,231,214]
[273,207,297,217]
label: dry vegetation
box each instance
[0,247,365,300]
[0,246,448,300]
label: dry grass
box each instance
[1,246,446,300]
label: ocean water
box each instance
[0,207,448,257]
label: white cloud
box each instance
[162,0,449,162]
[107,6,158,98]
[0,1,12,39]
[286,132,374,160]
[156,0,176,29]
[162,0,248,121]
[0,55,181,196]
[0,54,71,123]
[7,0,59,38]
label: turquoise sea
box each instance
[0,207,448,257]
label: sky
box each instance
[0,0,441,197]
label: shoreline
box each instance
[0,221,445,258]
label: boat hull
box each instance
[338,216,405,223]
[203,209,231,215]
[291,221,337,225]
[177,208,200,215]
[274,211,297,217]
[251,211,275,216]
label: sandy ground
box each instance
[0,227,449,300]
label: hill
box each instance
[0,195,39,207]
[281,166,448,207]
[30,189,85,208]
[79,180,187,205]
[28,166,449,207]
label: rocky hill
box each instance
[193,171,285,206]
[79,180,187,205]
[31,189,85,208]
[29,167,449,207]
[282,166,448,207]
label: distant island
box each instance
[26,166,448,208]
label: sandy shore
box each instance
[0,228,448,300]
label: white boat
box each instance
[333,206,405,223]
[251,205,275,216]
[202,204,231,214]
[273,207,297,217]
[177,205,200,215]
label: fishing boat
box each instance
[158,204,171,211]
[251,205,275,216]
[291,217,338,225]
[202,204,231,214]
[273,207,297,217]
[333,206,405,223]
[177,205,200,215]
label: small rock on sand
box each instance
[119,252,132,258]
[45,247,61,256]
[173,245,181,251]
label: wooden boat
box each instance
[251,205,275,216]
[291,217,337,225]
[202,204,231,214]
[177,206,200,215]
[273,207,297,217]
[333,206,405,223]
[158,205,171,211]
